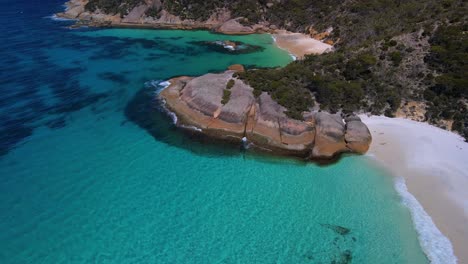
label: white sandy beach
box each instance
[272,30,333,59]
[361,115,468,264]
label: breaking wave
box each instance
[44,14,76,21]
[394,177,457,264]
[146,80,177,124]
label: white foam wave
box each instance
[394,177,457,264]
[145,80,177,124]
[165,108,178,124]
[180,125,202,132]
[158,81,171,88]
[45,14,76,21]
[270,34,297,61]
[158,99,178,125]
[145,80,171,95]
[214,40,236,51]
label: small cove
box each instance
[0,1,428,263]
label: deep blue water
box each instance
[0,0,100,155]
[0,1,429,263]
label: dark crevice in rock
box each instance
[277,117,284,144]
[242,103,254,138]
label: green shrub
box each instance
[388,40,398,46]
[226,79,235,89]
[85,0,144,15]
[221,89,231,105]
[389,51,403,66]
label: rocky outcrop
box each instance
[215,18,256,34]
[345,117,372,154]
[159,69,372,160]
[57,0,269,34]
[312,112,347,158]
[63,0,86,18]
[227,64,245,72]
[122,4,149,23]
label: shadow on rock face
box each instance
[124,85,244,159]
[124,84,355,166]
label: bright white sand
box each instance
[361,115,467,264]
[272,30,333,59]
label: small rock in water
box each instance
[189,40,264,54]
[320,223,351,235]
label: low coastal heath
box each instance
[362,115,468,264]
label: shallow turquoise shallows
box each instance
[0,8,427,263]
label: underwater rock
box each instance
[320,224,351,236]
[190,40,264,54]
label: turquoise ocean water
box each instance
[0,1,428,263]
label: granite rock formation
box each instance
[159,70,372,160]
[57,0,269,34]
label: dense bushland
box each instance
[84,0,467,139]
[85,0,143,16]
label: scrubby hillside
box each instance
[82,0,467,139]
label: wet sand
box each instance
[361,115,468,264]
[272,30,333,59]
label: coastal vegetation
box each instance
[226,79,235,90]
[85,0,143,16]
[424,25,468,139]
[83,0,467,139]
[221,88,231,105]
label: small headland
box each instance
[158,66,372,161]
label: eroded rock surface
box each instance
[345,119,372,154]
[215,19,255,34]
[312,112,347,158]
[57,0,268,34]
[160,70,372,160]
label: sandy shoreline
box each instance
[361,115,467,264]
[272,30,333,59]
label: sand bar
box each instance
[361,115,468,264]
[272,30,333,59]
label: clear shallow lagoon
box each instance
[0,1,428,263]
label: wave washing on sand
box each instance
[270,35,297,61]
[394,177,457,264]
[361,115,468,263]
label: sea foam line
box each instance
[394,177,457,264]
[270,35,297,61]
[146,80,178,124]
[44,14,76,21]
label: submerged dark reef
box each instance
[190,40,265,54]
